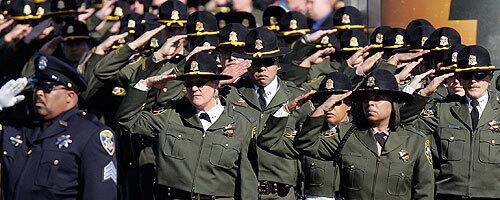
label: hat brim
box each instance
[63,36,91,41]
[176,73,232,81]
[45,10,87,17]
[454,66,499,73]
[232,47,291,59]
[310,90,351,107]
[348,89,413,103]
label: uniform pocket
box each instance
[439,128,466,161]
[479,131,500,164]
[209,139,241,169]
[387,162,413,196]
[161,132,192,159]
[35,150,77,189]
[304,158,327,187]
[341,153,366,191]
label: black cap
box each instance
[339,29,368,51]
[333,6,365,30]
[216,11,256,29]
[314,33,340,50]
[31,55,87,93]
[350,69,413,103]
[46,0,85,16]
[279,11,310,37]
[382,28,410,52]
[158,0,188,27]
[189,35,219,49]
[62,19,90,41]
[310,72,352,107]
[7,1,43,21]
[435,44,465,75]
[405,19,434,34]
[370,26,392,48]
[217,23,248,50]
[424,27,461,51]
[113,13,144,49]
[187,11,219,37]
[455,45,498,73]
[176,52,232,81]
[106,1,128,22]
[407,25,435,51]
[262,6,286,32]
[233,27,291,59]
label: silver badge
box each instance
[56,135,73,149]
[9,135,23,147]
[38,56,48,70]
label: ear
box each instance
[66,90,78,103]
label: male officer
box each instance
[1,55,117,200]
[417,45,500,199]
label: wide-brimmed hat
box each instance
[435,44,465,75]
[45,0,86,17]
[339,29,368,52]
[157,0,188,28]
[370,26,391,49]
[332,6,365,30]
[310,72,352,107]
[176,52,232,81]
[424,27,461,51]
[186,11,219,37]
[407,25,435,52]
[232,27,291,59]
[105,1,128,21]
[31,55,87,93]
[112,13,144,49]
[455,45,498,73]
[314,33,340,50]
[7,1,44,21]
[382,28,411,53]
[216,23,248,50]
[61,19,90,41]
[350,69,413,103]
[279,11,310,37]
[406,19,434,33]
[262,6,286,32]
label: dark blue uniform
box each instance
[1,107,117,200]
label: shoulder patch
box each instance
[100,130,115,156]
[424,139,432,164]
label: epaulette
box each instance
[306,75,324,84]
[77,110,102,126]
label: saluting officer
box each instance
[1,55,117,200]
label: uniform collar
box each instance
[196,99,224,125]
[253,76,279,99]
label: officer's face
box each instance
[62,40,89,65]
[248,58,279,87]
[185,78,219,111]
[128,0,145,15]
[445,75,465,96]
[362,94,393,125]
[458,72,492,100]
[325,100,351,126]
[34,84,76,120]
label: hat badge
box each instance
[23,5,32,15]
[395,35,404,45]
[321,36,329,45]
[195,21,204,32]
[202,42,211,47]
[229,31,238,42]
[190,61,199,72]
[375,33,383,44]
[150,38,159,48]
[342,14,351,24]
[114,7,123,17]
[67,25,74,34]
[242,19,250,27]
[289,19,298,30]
[421,36,428,46]
[270,16,278,25]
[36,7,45,15]
[440,36,449,46]
[451,52,458,63]
[171,10,180,20]
[128,20,136,29]
[255,39,264,50]
[38,56,48,70]
[367,76,376,87]
[326,79,334,90]
[57,0,65,9]
[468,55,477,66]
[349,37,359,47]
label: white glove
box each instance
[0,77,28,110]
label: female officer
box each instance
[294,69,434,200]
[115,52,258,199]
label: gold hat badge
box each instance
[229,31,238,42]
[190,61,199,72]
[114,7,123,17]
[395,35,404,45]
[342,14,350,24]
[326,79,334,90]
[440,36,449,46]
[150,38,159,48]
[242,19,249,27]
[67,25,74,34]
[171,10,179,20]
[128,20,136,29]
[23,5,32,15]
[289,19,298,30]
[195,21,204,32]
[321,36,329,44]
[468,55,477,66]
[452,52,458,63]
[57,0,65,9]
[421,36,428,47]
[36,7,45,15]
[270,16,278,25]
[375,33,383,44]
[255,39,263,50]
[349,37,359,47]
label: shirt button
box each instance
[178,135,182,138]
[311,162,315,166]
[492,140,496,144]
[27,149,32,155]
[53,160,59,165]
[450,136,454,140]
[3,151,7,155]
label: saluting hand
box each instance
[154,34,187,60]
[95,0,117,20]
[144,71,177,90]
[128,25,166,50]
[300,47,336,68]
[0,19,14,33]
[23,19,54,44]
[305,29,337,43]
[285,91,317,113]
[355,51,383,76]
[419,72,454,97]
[311,91,352,117]
[185,45,216,61]
[94,32,129,55]
[347,45,374,67]
[394,58,423,83]
[387,50,429,66]
[0,77,28,111]
[3,24,32,43]
[219,59,251,86]
[407,69,435,91]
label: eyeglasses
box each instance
[183,79,212,88]
[457,72,490,80]
[34,84,67,93]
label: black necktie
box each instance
[199,113,211,123]
[257,86,267,111]
[374,132,388,147]
[470,100,479,130]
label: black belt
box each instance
[163,187,223,200]
[258,181,292,197]
[436,194,497,200]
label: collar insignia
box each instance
[56,135,72,149]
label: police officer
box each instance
[417,45,500,199]
[291,69,435,199]
[116,52,258,199]
[1,55,117,200]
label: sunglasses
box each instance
[183,79,212,88]
[458,72,490,80]
[34,83,68,93]
[251,58,277,68]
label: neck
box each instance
[197,98,219,112]
[371,119,390,132]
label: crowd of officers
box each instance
[0,0,499,199]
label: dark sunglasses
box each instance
[34,83,67,93]
[127,0,144,4]
[183,79,212,88]
[251,58,277,68]
[458,72,490,80]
